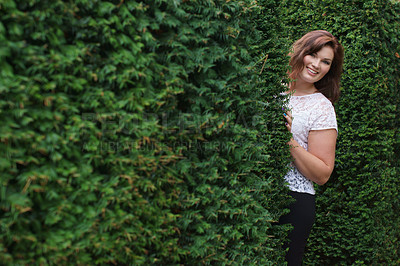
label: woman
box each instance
[280,30,344,265]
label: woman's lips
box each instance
[307,67,318,76]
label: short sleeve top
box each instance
[283,93,338,195]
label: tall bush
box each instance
[0,0,291,264]
[167,1,292,263]
[0,0,189,264]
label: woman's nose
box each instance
[312,59,320,69]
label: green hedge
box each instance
[164,1,291,264]
[0,0,291,264]
[0,0,185,264]
[0,0,399,264]
[281,0,400,264]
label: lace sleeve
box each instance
[310,100,338,132]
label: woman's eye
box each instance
[323,61,331,65]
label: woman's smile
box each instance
[306,66,318,75]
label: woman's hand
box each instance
[283,109,292,132]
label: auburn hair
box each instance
[288,30,344,103]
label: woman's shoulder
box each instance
[311,93,334,107]
[310,94,337,121]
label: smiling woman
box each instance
[280,30,344,265]
[288,30,344,102]
[299,46,334,86]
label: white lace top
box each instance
[284,93,338,195]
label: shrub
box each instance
[0,0,291,264]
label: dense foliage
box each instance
[0,0,290,264]
[0,0,399,264]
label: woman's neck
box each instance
[289,80,318,96]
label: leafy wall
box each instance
[0,0,290,264]
[0,0,399,265]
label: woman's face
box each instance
[299,45,334,84]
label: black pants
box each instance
[279,191,316,266]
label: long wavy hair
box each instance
[289,30,344,103]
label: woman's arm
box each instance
[288,130,336,185]
[284,111,337,185]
